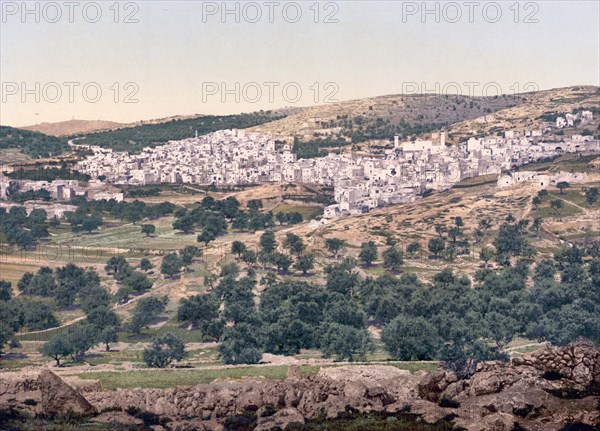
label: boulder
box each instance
[91,411,144,426]
[417,369,448,402]
[255,407,305,431]
[37,369,96,416]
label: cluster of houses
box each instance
[0,175,123,203]
[2,111,597,221]
[0,201,77,218]
[74,119,600,218]
[556,110,594,129]
[497,171,592,188]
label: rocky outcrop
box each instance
[37,369,96,416]
[2,344,599,430]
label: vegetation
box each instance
[0,126,69,157]
[0,206,51,248]
[143,333,187,368]
[73,111,287,153]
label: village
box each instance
[1,111,598,219]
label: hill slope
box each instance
[21,119,125,137]
[0,126,69,159]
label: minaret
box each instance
[440,130,446,146]
[195,130,198,139]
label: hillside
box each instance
[21,119,125,137]
[249,92,524,140]
[444,85,600,144]
[71,110,291,153]
[247,86,600,157]
[0,126,69,160]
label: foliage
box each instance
[0,126,69,157]
[129,297,167,334]
[143,333,186,368]
[359,241,378,267]
[74,111,286,153]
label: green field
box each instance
[73,362,438,389]
[272,203,324,220]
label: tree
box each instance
[260,230,277,255]
[359,241,378,267]
[434,223,447,238]
[478,218,492,233]
[272,252,293,274]
[382,316,441,360]
[241,249,257,267]
[79,286,111,313]
[454,216,464,230]
[288,212,303,224]
[480,247,493,268]
[177,294,222,338]
[537,189,549,199]
[180,245,200,269]
[129,297,167,334]
[218,322,263,365]
[383,246,404,272]
[173,215,195,234]
[585,187,599,206]
[197,229,216,246]
[295,254,315,275]
[141,224,156,237]
[325,238,345,259]
[40,333,73,366]
[406,242,421,256]
[143,333,186,368]
[105,256,129,276]
[320,323,372,361]
[99,327,118,352]
[161,253,183,278]
[485,311,517,348]
[0,281,12,301]
[550,199,563,215]
[140,258,154,272]
[532,196,542,209]
[556,181,569,195]
[284,233,305,256]
[275,212,287,225]
[67,324,99,361]
[531,217,542,236]
[231,241,247,259]
[222,277,257,325]
[247,199,263,211]
[428,237,445,259]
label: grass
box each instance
[0,261,48,284]
[73,365,291,389]
[272,203,324,220]
[73,362,438,390]
[15,324,75,342]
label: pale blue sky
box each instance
[1,0,599,126]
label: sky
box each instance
[1,0,599,127]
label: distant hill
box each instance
[0,126,69,159]
[247,85,600,157]
[443,86,600,144]
[22,119,125,137]
[73,110,292,153]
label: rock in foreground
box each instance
[1,344,599,431]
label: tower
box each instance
[440,131,446,146]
